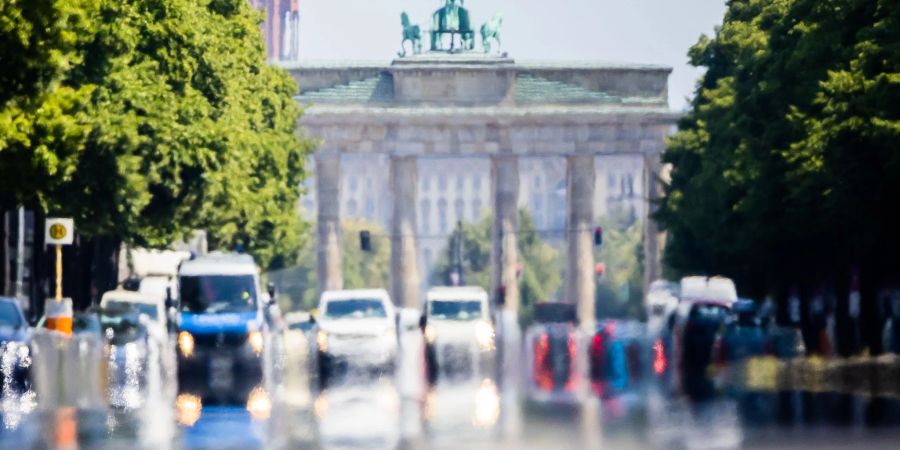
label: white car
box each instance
[315,289,398,380]
[423,286,495,383]
[101,289,168,339]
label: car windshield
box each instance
[323,299,386,319]
[104,301,158,320]
[0,302,23,328]
[180,275,257,313]
[689,304,729,322]
[429,300,482,320]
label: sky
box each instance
[296,0,727,111]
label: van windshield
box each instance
[429,300,482,320]
[180,275,257,313]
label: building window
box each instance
[424,248,433,268]
[347,199,358,216]
[422,176,431,192]
[607,173,616,188]
[365,197,375,219]
[627,174,635,196]
[534,176,541,189]
[420,199,431,233]
[473,174,482,191]
[349,177,358,192]
[456,175,464,191]
[438,198,448,233]
[438,175,448,192]
[472,199,482,220]
[454,199,464,223]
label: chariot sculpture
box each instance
[398,1,504,56]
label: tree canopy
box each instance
[657,0,899,301]
[1,0,312,273]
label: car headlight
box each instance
[316,330,328,352]
[424,324,436,344]
[382,327,395,340]
[475,321,495,352]
[178,331,195,357]
[248,331,264,355]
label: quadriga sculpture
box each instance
[399,12,422,57]
[481,13,503,54]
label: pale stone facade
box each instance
[289,54,678,323]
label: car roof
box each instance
[680,276,737,304]
[179,252,258,276]
[320,288,391,303]
[101,290,160,305]
[426,286,488,302]
[284,311,311,324]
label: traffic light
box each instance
[360,230,372,252]
[594,226,603,246]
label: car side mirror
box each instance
[267,282,277,301]
[419,314,427,330]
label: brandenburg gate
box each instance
[288,5,678,327]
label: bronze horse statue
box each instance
[430,0,474,52]
[480,13,503,54]
[399,12,422,57]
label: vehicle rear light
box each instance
[533,334,553,391]
[564,335,578,392]
[713,336,726,367]
[590,332,605,381]
[652,339,667,375]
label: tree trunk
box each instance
[91,235,120,306]
[0,209,9,296]
[64,234,93,311]
[30,210,46,323]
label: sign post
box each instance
[45,218,74,335]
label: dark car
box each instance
[0,297,31,394]
[525,302,586,403]
[589,320,648,398]
[714,299,768,364]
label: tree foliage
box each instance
[657,0,900,302]
[595,209,645,319]
[1,0,313,274]
[0,0,97,208]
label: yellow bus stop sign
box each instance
[45,218,74,245]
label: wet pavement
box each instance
[4,331,900,449]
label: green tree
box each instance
[657,0,899,352]
[431,210,563,325]
[1,0,313,306]
[0,0,97,209]
[595,208,645,319]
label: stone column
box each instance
[490,156,519,314]
[316,154,343,295]
[390,156,420,308]
[566,155,596,330]
[643,153,664,291]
